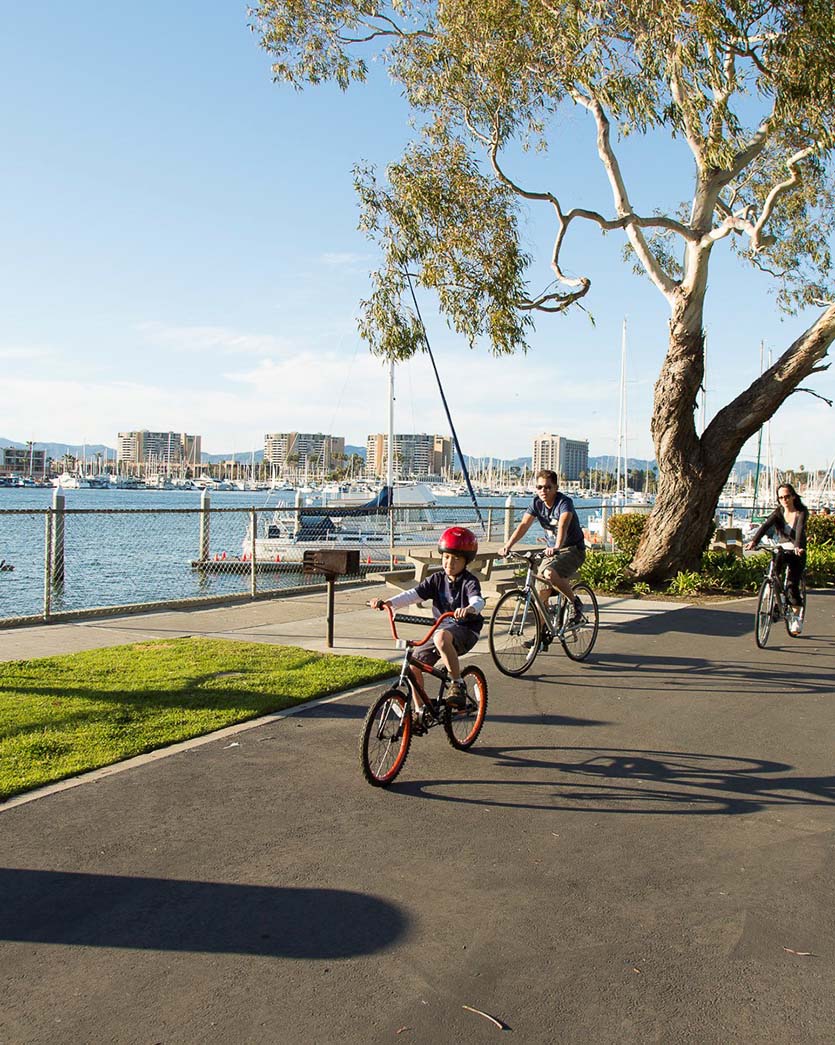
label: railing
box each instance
[0,497,515,627]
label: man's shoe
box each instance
[447,681,468,708]
[570,596,585,624]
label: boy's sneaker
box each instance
[447,681,468,708]
[571,596,584,623]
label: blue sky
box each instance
[2,1,833,471]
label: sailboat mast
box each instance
[616,318,627,504]
[752,341,764,510]
[386,358,394,491]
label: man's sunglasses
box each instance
[536,484,554,490]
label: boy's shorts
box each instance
[539,544,585,579]
[413,620,479,666]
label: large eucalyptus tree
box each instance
[251,0,835,579]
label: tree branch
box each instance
[750,145,818,252]
[575,93,679,299]
[794,386,833,407]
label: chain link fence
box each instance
[0,500,518,627]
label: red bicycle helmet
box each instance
[438,526,478,564]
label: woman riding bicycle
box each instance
[745,482,808,635]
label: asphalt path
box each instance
[2,591,834,1044]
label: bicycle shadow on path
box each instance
[0,869,409,958]
[392,745,835,817]
[558,651,835,696]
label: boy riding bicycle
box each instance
[369,527,485,715]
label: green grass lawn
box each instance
[0,637,395,800]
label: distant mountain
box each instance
[201,445,368,464]
[0,438,117,461]
[0,437,765,478]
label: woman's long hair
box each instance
[777,482,807,513]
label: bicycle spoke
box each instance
[489,589,541,677]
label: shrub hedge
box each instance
[597,510,835,596]
[807,513,835,547]
[606,513,648,556]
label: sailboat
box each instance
[241,361,439,564]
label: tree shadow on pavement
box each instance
[394,745,835,817]
[0,869,409,958]
[565,652,835,697]
[613,605,754,637]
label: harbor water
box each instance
[0,487,606,622]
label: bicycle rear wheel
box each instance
[444,665,488,750]
[755,579,774,648]
[488,588,541,677]
[558,582,600,661]
[359,688,412,786]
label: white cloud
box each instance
[0,344,55,362]
[136,322,294,357]
[320,252,371,269]
[3,339,830,468]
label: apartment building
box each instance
[263,432,345,472]
[365,433,452,479]
[1,446,46,477]
[117,431,201,471]
[532,433,589,483]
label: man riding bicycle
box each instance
[500,469,586,622]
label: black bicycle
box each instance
[359,607,488,786]
[754,542,807,648]
[488,549,599,676]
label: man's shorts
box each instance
[539,543,586,579]
[413,620,480,666]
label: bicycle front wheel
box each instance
[359,688,412,786]
[558,581,599,662]
[489,588,541,677]
[755,579,774,648]
[444,665,488,750]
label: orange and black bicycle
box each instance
[359,606,488,787]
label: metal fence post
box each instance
[199,490,211,561]
[389,505,395,568]
[486,507,493,541]
[250,507,257,598]
[51,490,65,587]
[43,511,53,620]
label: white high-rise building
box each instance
[532,433,589,483]
[117,431,201,472]
[365,433,452,479]
[263,432,345,473]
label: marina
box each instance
[0,486,607,624]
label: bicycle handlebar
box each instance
[378,603,457,645]
[505,548,544,563]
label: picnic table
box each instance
[404,547,502,582]
[370,543,522,601]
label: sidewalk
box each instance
[0,583,692,663]
[2,590,834,1042]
